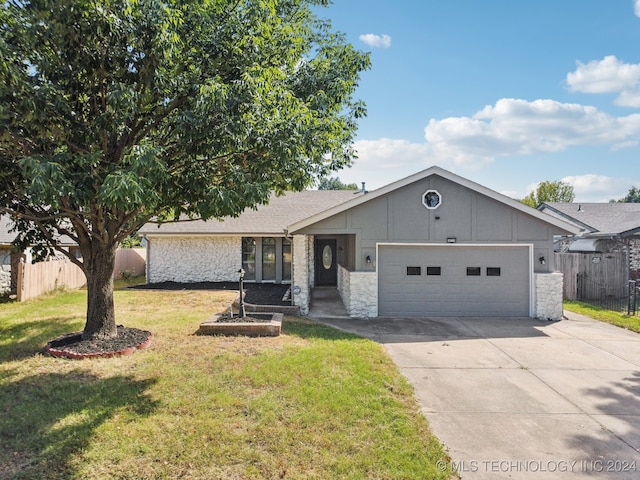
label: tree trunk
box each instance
[82,243,118,340]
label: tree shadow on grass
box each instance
[0,371,158,479]
[0,317,82,363]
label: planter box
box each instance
[197,312,283,337]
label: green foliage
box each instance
[119,234,142,249]
[317,176,359,190]
[617,186,640,203]
[0,0,369,336]
[521,180,575,208]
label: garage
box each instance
[378,244,531,317]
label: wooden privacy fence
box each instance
[555,252,627,300]
[113,248,146,279]
[17,258,86,302]
[15,248,146,301]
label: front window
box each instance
[242,237,256,280]
[262,237,276,281]
[282,238,292,281]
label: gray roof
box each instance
[139,190,362,236]
[1,214,78,247]
[540,202,640,237]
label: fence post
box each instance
[628,280,637,315]
[16,259,24,302]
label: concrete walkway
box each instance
[312,309,640,479]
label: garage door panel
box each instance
[378,245,530,317]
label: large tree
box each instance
[521,180,575,208]
[617,186,640,203]
[0,0,369,340]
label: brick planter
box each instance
[197,312,283,337]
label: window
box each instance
[282,238,292,281]
[486,267,501,277]
[242,237,256,281]
[406,266,421,276]
[262,237,276,281]
[466,267,481,276]
[426,266,441,276]
[422,189,442,209]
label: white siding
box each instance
[147,236,241,283]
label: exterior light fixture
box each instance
[539,256,546,265]
[365,255,372,264]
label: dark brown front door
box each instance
[315,239,337,286]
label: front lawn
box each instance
[0,286,453,479]
[564,300,640,333]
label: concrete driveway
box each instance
[315,311,640,479]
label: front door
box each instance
[315,239,337,286]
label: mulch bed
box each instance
[46,283,290,359]
[46,326,153,359]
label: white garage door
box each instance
[378,245,530,317]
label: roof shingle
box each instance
[138,190,362,236]
[540,202,640,237]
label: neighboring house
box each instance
[0,214,80,296]
[140,166,579,320]
[539,202,640,280]
[0,215,20,295]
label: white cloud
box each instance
[566,55,640,107]
[337,98,640,194]
[333,139,433,189]
[359,33,392,48]
[562,174,617,194]
[423,98,640,167]
[561,174,636,202]
[635,0,640,17]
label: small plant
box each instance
[119,269,135,280]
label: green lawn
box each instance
[564,300,640,333]
[0,286,454,479]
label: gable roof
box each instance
[288,166,581,235]
[139,190,362,236]
[539,202,640,237]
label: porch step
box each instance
[308,287,349,318]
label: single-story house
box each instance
[0,214,81,296]
[140,166,580,320]
[539,202,640,280]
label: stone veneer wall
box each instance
[337,265,377,318]
[347,271,377,318]
[0,249,11,294]
[147,235,241,283]
[337,264,351,312]
[535,272,564,321]
[292,234,312,315]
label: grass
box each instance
[0,285,454,479]
[564,300,640,333]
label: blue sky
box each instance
[318,0,640,202]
